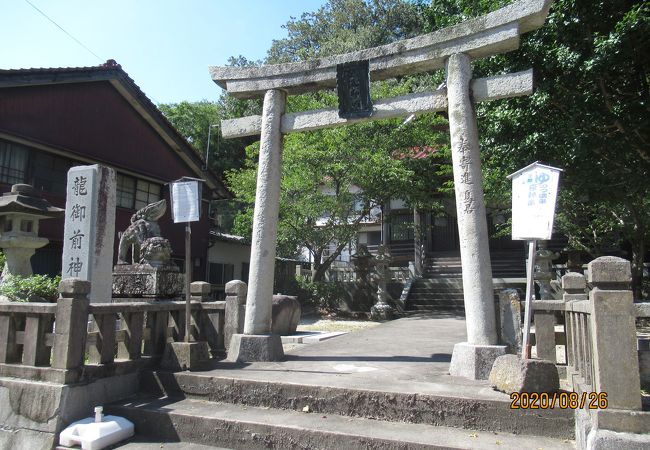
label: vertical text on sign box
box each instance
[61,165,116,303]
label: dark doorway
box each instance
[429,213,460,253]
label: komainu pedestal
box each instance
[112,263,183,298]
[112,200,183,298]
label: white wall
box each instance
[207,240,251,282]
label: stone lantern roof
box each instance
[0,184,64,218]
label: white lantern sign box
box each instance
[507,162,562,241]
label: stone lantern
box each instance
[533,241,559,300]
[370,245,395,321]
[0,184,64,281]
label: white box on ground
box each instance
[59,415,134,450]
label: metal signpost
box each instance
[507,162,562,359]
[170,177,203,343]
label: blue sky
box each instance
[1,0,327,104]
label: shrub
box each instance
[293,278,354,312]
[0,274,61,302]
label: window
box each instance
[135,179,161,210]
[32,152,72,195]
[20,220,33,233]
[208,263,234,285]
[117,174,161,210]
[0,140,28,184]
[241,262,249,284]
[116,174,136,209]
[367,231,381,246]
[1,217,12,232]
[390,214,414,241]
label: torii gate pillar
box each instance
[228,89,286,362]
[446,53,506,380]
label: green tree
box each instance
[226,0,649,296]
[228,111,449,281]
[420,0,650,297]
[266,0,426,63]
[226,0,452,281]
[158,99,260,175]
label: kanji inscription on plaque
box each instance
[336,60,373,119]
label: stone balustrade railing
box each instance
[532,257,644,408]
[0,278,236,385]
[529,256,649,447]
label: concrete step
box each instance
[409,291,464,297]
[408,292,464,303]
[413,279,465,286]
[131,371,573,440]
[409,286,464,292]
[408,305,465,312]
[422,273,463,278]
[107,396,574,450]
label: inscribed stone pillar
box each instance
[61,165,116,303]
[446,53,497,345]
[244,89,286,335]
[446,53,505,380]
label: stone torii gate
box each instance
[211,0,553,379]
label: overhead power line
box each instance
[24,0,104,63]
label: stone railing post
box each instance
[51,278,90,371]
[533,251,560,360]
[562,271,588,380]
[587,256,641,410]
[498,289,522,355]
[191,281,219,350]
[190,281,211,302]
[224,280,247,351]
[562,272,587,302]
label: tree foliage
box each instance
[0,274,61,302]
[420,0,649,296]
[158,57,263,175]
[227,0,452,281]
[224,0,648,295]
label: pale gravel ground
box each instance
[297,318,381,333]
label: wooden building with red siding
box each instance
[0,60,230,281]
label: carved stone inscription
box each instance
[62,164,116,303]
[336,60,373,119]
[62,168,93,280]
[456,136,475,214]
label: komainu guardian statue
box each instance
[117,199,172,267]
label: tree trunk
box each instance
[311,240,349,282]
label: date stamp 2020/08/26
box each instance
[510,392,608,410]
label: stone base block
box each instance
[161,342,211,371]
[587,429,650,450]
[0,373,138,450]
[227,334,284,362]
[370,303,394,321]
[113,264,183,298]
[449,342,507,380]
[488,354,559,394]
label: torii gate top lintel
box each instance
[210,0,552,100]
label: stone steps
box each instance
[107,395,573,450]
[114,370,573,438]
[407,250,526,311]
